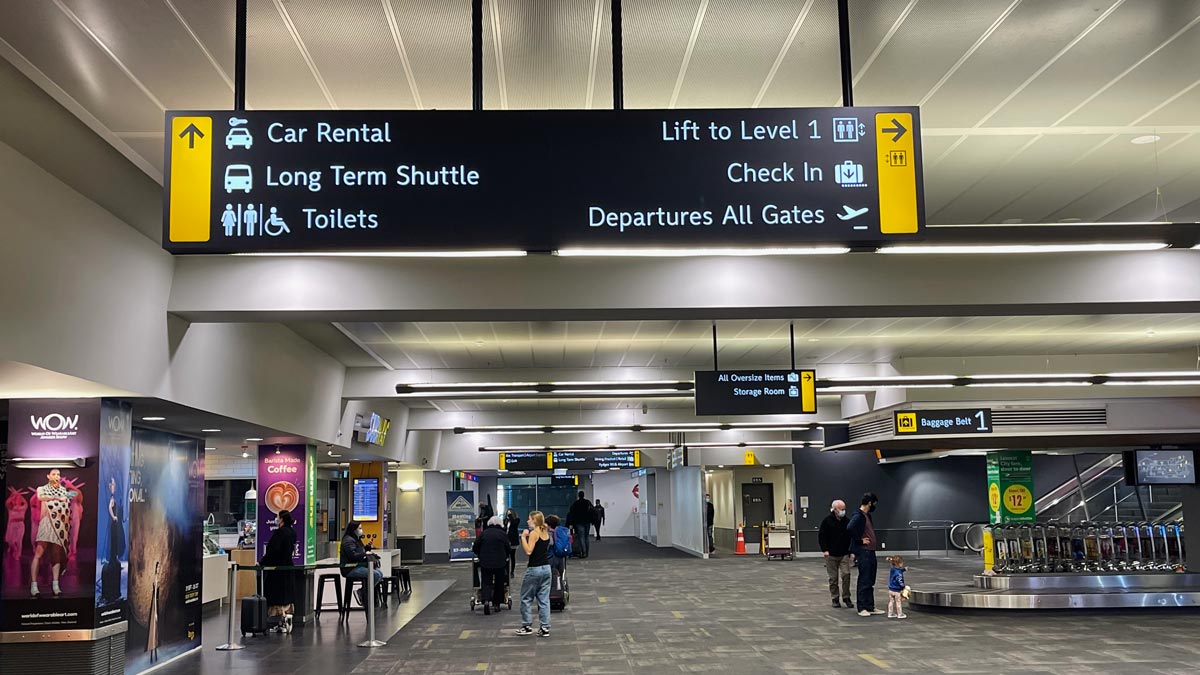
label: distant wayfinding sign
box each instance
[694,369,816,416]
[163,107,923,253]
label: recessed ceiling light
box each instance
[205,447,216,451]
[717,465,725,468]
[142,416,166,421]
[439,469,451,473]
[241,452,249,458]
[245,437,263,442]
[764,464,771,468]
[201,428,221,433]
[1130,134,1160,145]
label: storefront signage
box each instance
[894,408,992,435]
[163,107,923,253]
[694,369,816,416]
[258,445,309,565]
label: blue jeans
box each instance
[855,550,877,611]
[575,525,591,556]
[346,566,384,584]
[519,564,551,628]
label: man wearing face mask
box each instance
[846,492,884,617]
[818,500,853,608]
[341,521,382,607]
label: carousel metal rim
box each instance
[975,572,1200,591]
[910,587,1200,609]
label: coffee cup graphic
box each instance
[265,481,300,513]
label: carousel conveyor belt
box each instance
[910,573,1200,609]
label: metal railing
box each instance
[907,520,955,558]
[216,558,389,652]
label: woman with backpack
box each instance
[515,510,552,637]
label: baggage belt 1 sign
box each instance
[163,107,923,253]
[894,408,993,435]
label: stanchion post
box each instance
[216,562,245,651]
[358,557,386,648]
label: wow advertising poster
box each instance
[2,399,101,631]
[446,491,476,562]
[258,445,308,565]
[126,428,205,672]
[94,400,133,628]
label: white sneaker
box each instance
[896,613,908,619]
[869,609,886,615]
[887,614,896,619]
[857,610,871,617]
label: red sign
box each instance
[632,484,640,498]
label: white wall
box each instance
[393,470,424,536]
[654,470,673,548]
[705,469,736,529]
[422,471,453,555]
[670,467,705,556]
[592,471,638,537]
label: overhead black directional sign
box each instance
[163,107,923,253]
[894,409,993,436]
[694,369,817,416]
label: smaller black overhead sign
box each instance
[894,409,992,435]
[552,450,641,470]
[694,369,816,416]
[498,451,550,471]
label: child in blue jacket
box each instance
[886,555,908,619]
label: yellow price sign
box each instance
[988,482,1001,512]
[1003,484,1033,514]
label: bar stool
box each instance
[342,576,386,614]
[315,574,342,618]
[392,565,412,594]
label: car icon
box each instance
[224,164,252,193]
[225,127,253,150]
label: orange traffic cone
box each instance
[735,523,747,555]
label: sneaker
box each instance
[896,613,908,619]
[857,610,871,617]
[832,600,841,608]
[538,626,551,638]
[515,626,534,636]
[869,609,886,615]
[842,600,853,608]
[887,614,896,619]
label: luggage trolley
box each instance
[469,557,513,615]
[764,522,794,560]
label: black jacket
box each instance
[261,524,297,606]
[705,501,715,527]
[818,512,851,556]
[473,525,510,569]
[567,497,594,528]
[595,505,605,524]
[340,533,369,577]
[505,514,521,546]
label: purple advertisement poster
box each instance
[95,400,132,628]
[125,428,205,673]
[258,445,306,565]
[2,399,101,631]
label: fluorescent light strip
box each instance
[555,247,851,257]
[1105,380,1200,386]
[964,382,1094,388]
[232,250,527,258]
[878,242,1167,255]
[825,375,958,382]
[458,422,819,435]
[822,385,956,393]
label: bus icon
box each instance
[224,164,252,193]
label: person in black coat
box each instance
[818,500,853,608]
[566,491,595,558]
[261,509,297,633]
[593,499,605,540]
[504,509,521,577]
[705,494,716,554]
[340,520,381,607]
[473,516,511,614]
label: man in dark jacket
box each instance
[818,499,852,608]
[593,499,605,540]
[846,492,884,617]
[472,516,510,614]
[566,491,594,558]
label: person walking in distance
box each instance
[515,510,552,637]
[818,499,853,608]
[704,494,716,554]
[846,492,885,617]
[566,491,594,558]
[593,499,605,541]
[504,509,521,578]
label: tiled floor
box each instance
[170,539,1200,674]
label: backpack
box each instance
[552,525,572,558]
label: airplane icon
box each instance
[837,205,870,221]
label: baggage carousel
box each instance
[910,571,1200,609]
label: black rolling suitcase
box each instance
[241,569,268,636]
[549,564,569,611]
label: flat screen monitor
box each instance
[352,477,380,521]
[1127,450,1196,485]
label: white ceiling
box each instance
[2,0,1199,223]
[329,314,1200,370]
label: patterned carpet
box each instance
[349,539,1200,675]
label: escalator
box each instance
[1036,454,1183,524]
